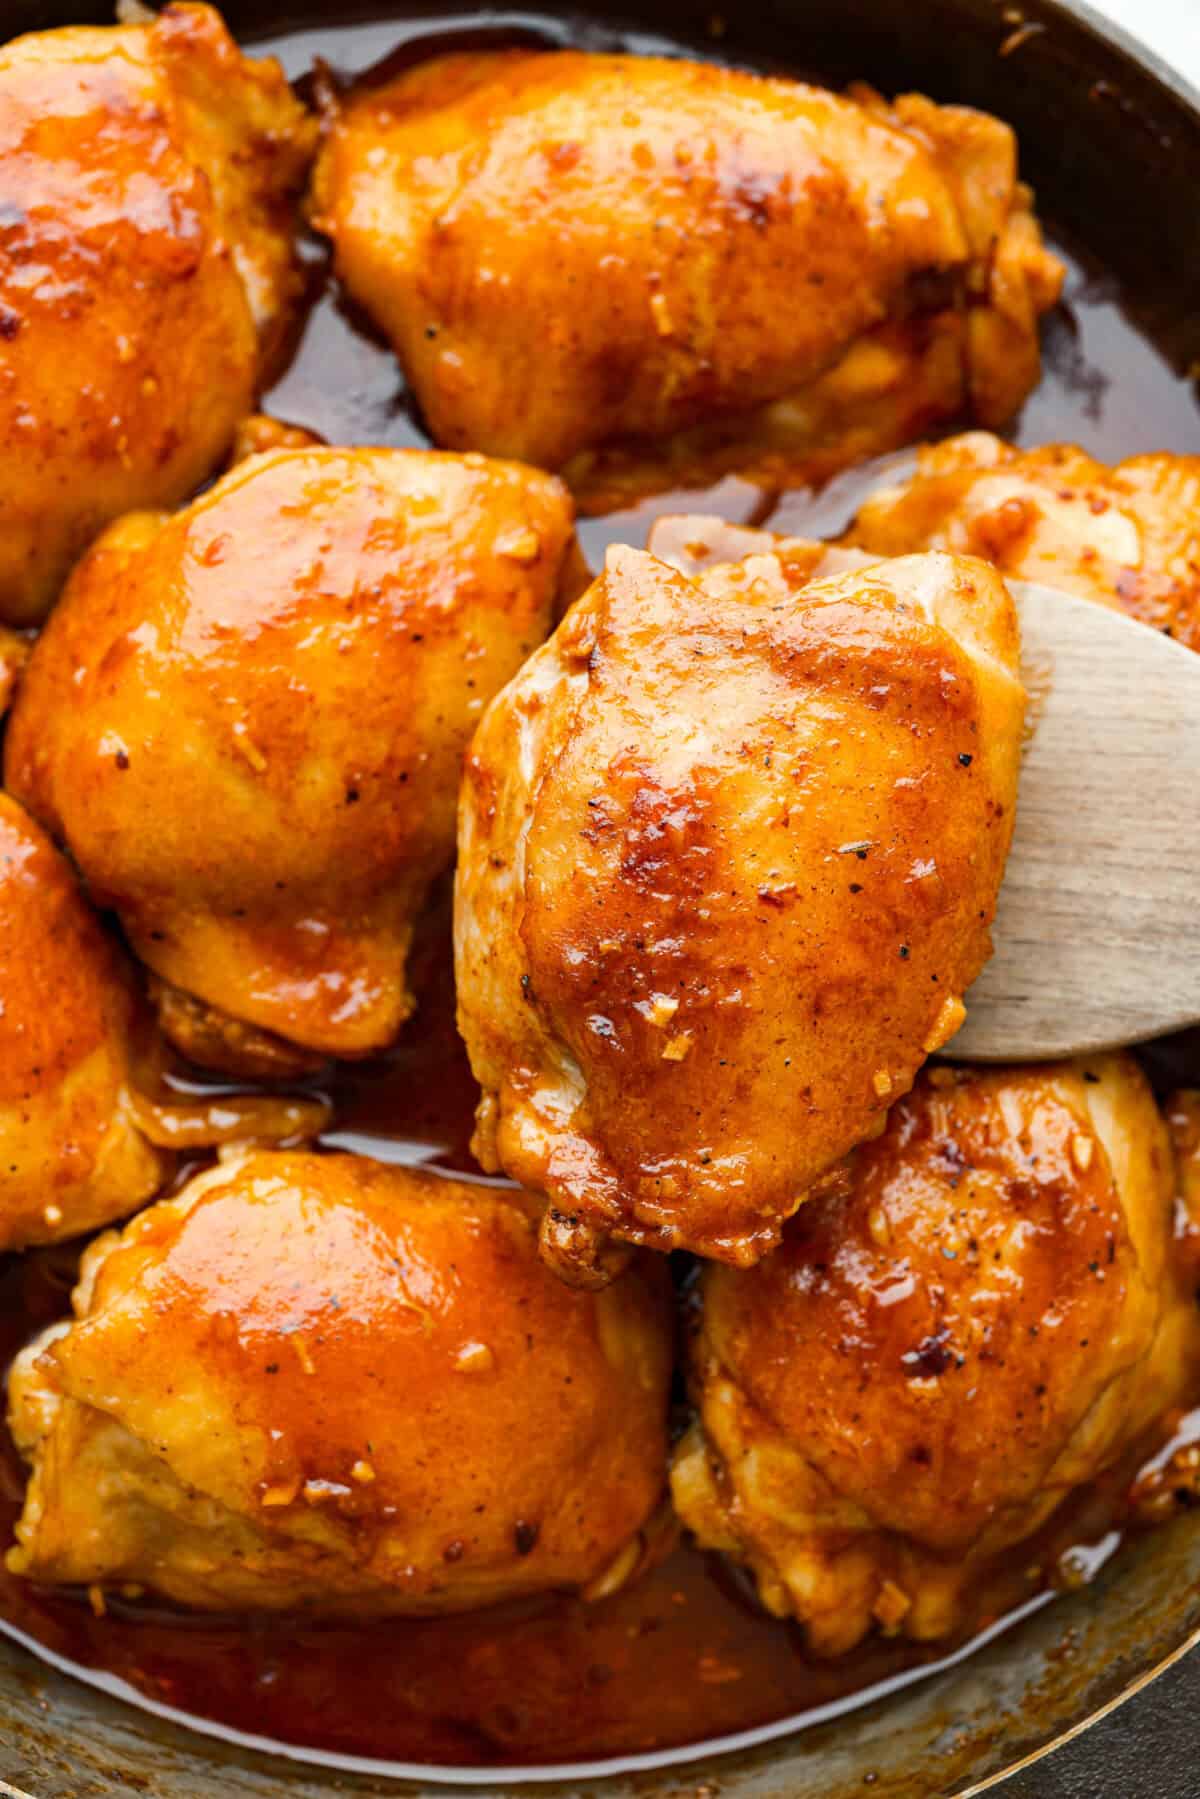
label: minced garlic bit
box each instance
[42,1203,63,1228]
[496,527,541,564]
[454,1340,495,1375]
[580,1533,641,1603]
[696,1653,742,1685]
[303,1478,353,1505]
[872,1068,893,1099]
[1071,1132,1095,1173]
[649,290,674,337]
[867,1204,891,1249]
[231,718,268,773]
[873,1579,912,1631]
[289,1333,315,1375]
[87,1584,107,1618]
[350,1459,376,1485]
[643,993,679,1028]
[661,1032,692,1062]
[1057,1546,1092,1591]
[261,1479,299,1508]
[924,994,967,1055]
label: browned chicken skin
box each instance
[0,793,167,1252]
[0,3,316,625]
[0,624,24,714]
[311,52,1062,509]
[7,1152,674,1613]
[6,446,577,1070]
[1171,1090,1200,1213]
[455,546,1025,1282]
[230,412,325,462]
[671,1056,1200,1655]
[844,433,1200,650]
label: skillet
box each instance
[2,0,1200,1792]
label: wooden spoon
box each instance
[951,576,1200,1062]
[644,517,1200,1062]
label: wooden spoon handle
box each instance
[949,580,1200,1062]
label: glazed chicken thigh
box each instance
[456,546,1025,1283]
[6,446,576,1072]
[7,1153,673,1613]
[0,794,166,1252]
[0,2,316,625]
[311,52,1062,508]
[0,625,24,714]
[671,1056,1199,1655]
[844,433,1200,650]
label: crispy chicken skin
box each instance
[0,794,167,1252]
[0,2,316,626]
[844,433,1200,650]
[7,1152,673,1614]
[1169,1090,1200,1294]
[1171,1090,1200,1207]
[644,511,866,584]
[455,547,1025,1283]
[6,447,576,1071]
[310,53,1062,509]
[671,1056,1198,1656]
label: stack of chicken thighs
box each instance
[1,2,1199,1656]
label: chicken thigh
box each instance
[0,625,24,714]
[6,446,577,1072]
[844,433,1200,650]
[311,52,1062,509]
[7,1152,673,1613]
[456,546,1025,1283]
[0,2,315,625]
[671,1056,1197,1655]
[0,793,166,1252]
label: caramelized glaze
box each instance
[0,4,1198,1777]
[0,911,1197,1769]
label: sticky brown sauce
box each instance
[3,910,1200,1771]
[2,4,1200,1777]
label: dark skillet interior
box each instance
[15,0,1200,361]
[2,0,1200,1794]
[11,0,1200,368]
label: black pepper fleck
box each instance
[514,1520,539,1556]
[901,1330,954,1377]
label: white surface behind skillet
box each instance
[1088,0,1199,78]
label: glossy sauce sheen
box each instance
[1,5,1200,1775]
